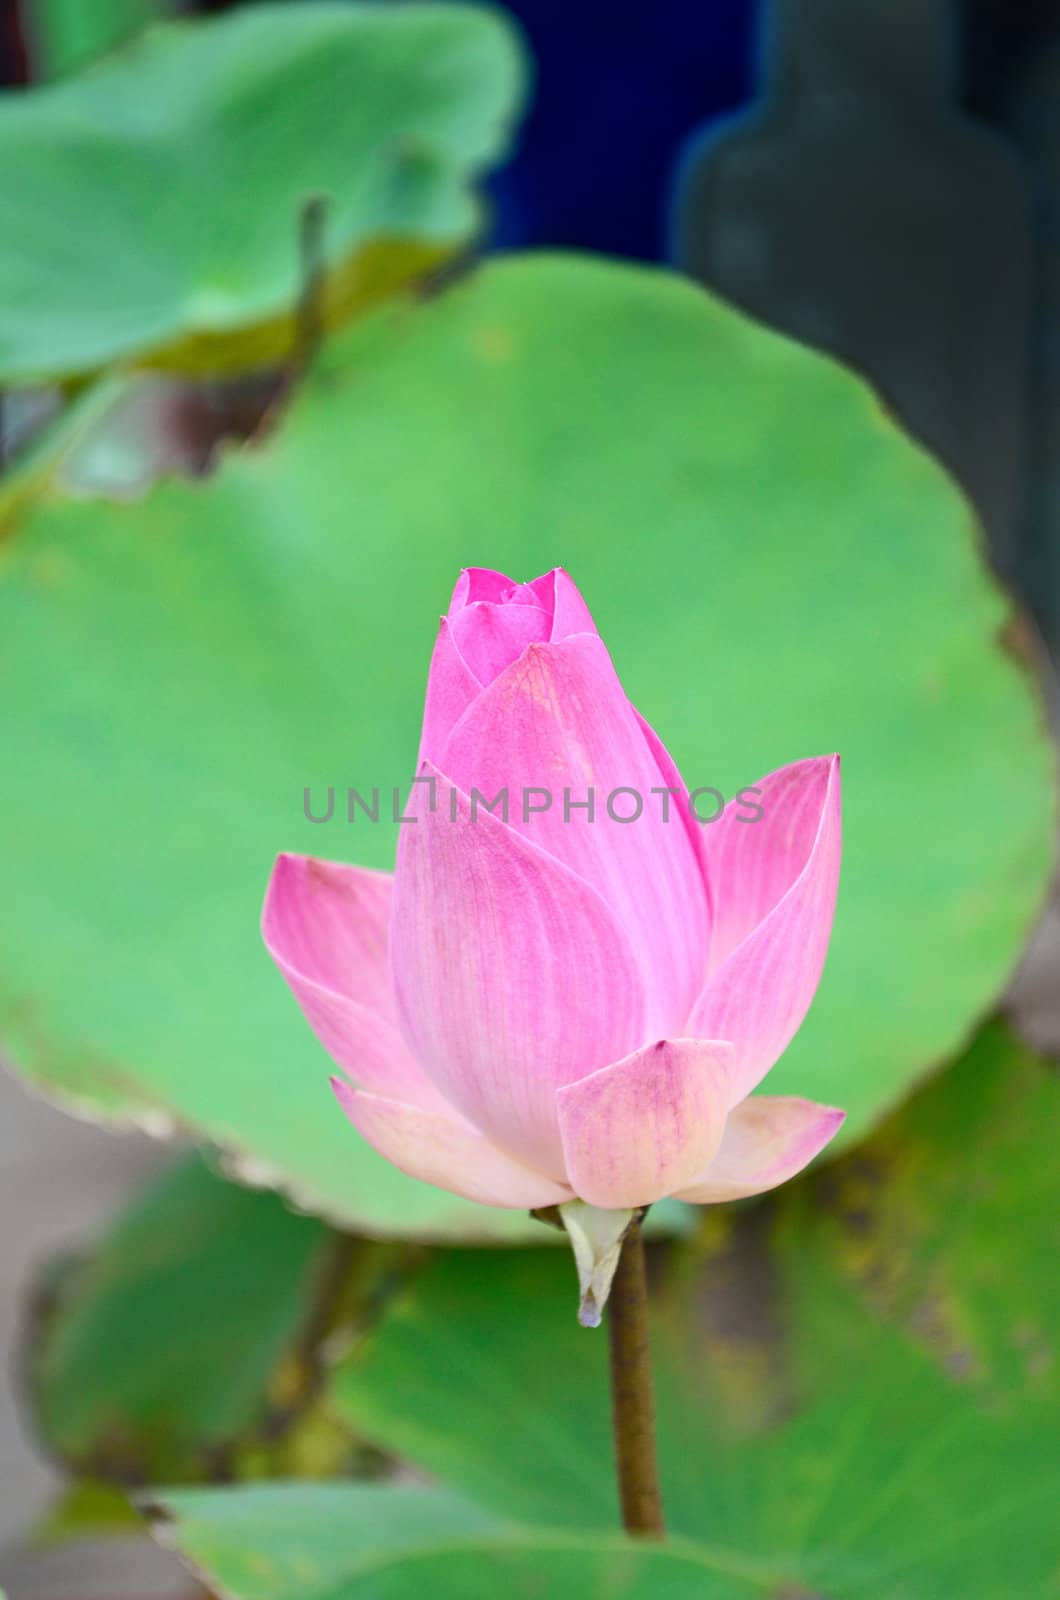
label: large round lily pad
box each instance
[0,254,1052,1235]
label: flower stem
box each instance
[607,1216,665,1538]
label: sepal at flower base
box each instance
[557,1201,638,1328]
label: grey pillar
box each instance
[673,0,1033,591]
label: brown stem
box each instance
[607,1217,665,1538]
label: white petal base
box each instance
[333,1080,573,1210]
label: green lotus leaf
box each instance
[0,2,525,382]
[0,256,1051,1235]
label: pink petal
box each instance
[390,762,649,1177]
[674,1095,845,1203]
[440,635,709,1038]
[556,1038,733,1208]
[449,567,516,610]
[529,567,599,639]
[634,707,712,928]
[262,853,449,1112]
[262,853,393,1010]
[450,599,552,686]
[704,755,841,972]
[433,570,598,729]
[333,1080,573,1209]
[452,567,597,639]
[419,616,482,766]
[689,755,841,1103]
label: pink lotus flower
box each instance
[264,568,843,1285]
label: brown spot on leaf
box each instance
[661,1204,792,1435]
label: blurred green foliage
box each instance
[25,1151,684,1501]
[31,1156,335,1482]
[26,0,177,81]
[0,3,525,382]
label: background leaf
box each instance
[0,2,526,381]
[0,255,1052,1234]
[26,0,179,82]
[330,1021,1059,1598]
[29,1155,340,1481]
[24,1155,688,1497]
[148,1482,772,1599]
